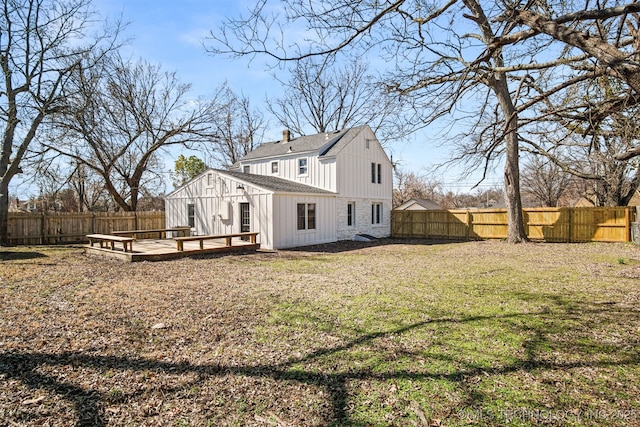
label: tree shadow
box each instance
[2,302,638,426]
[285,237,463,254]
[0,251,48,261]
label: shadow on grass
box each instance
[0,251,48,261]
[286,237,465,254]
[1,301,638,426]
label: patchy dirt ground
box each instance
[1,239,639,426]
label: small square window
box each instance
[243,165,250,173]
[271,161,279,174]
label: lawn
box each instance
[0,240,639,426]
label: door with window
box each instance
[239,202,250,240]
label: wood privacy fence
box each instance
[7,211,166,245]
[392,207,636,243]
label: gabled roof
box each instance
[217,169,334,194]
[395,198,442,210]
[240,125,370,161]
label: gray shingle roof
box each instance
[216,169,335,194]
[241,125,367,160]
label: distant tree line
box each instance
[3,0,640,245]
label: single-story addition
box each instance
[165,125,393,249]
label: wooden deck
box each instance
[84,237,261,262]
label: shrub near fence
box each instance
[392,207,636,243]
[7,211,166,245]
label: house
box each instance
[164,125,393,249]
[395,198,442,211]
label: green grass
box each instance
[252,242,640,426]
[1,240,639,426]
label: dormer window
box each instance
[298,158,308,175]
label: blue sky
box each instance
[90,0,506,191]
[1,0,499,198]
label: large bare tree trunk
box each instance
[0,181,9,246]
[491,58,528,242]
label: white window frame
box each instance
[187,203,195,228]
[298,158,308,176]
[347,202,355,227]
[371,202,382,225]
[297,203,316,231]
[271,161,279,174]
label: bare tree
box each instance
[201,82,265,169]
[44,53,217,211]
[393,168,441,207]
[209,0,640,242]
[520,156,576,207]
[267,57,404,141]
[0,0,120,244]
[521,74,640,206]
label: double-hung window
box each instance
[371,163,382,183]
[371,202,382,225]
[298,158,308,175]
[187,203,195,228]
[297,203,316,230]
[347,202,355,227]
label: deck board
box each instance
[84,238,260,262]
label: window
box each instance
[207,173,213,186]
[365,139,370,149]
[271,161,279,174]
[297,203,316,230]
[347,202,355,227]
[372,162,382,184]
[298,158,308,175]
[371,202,382,225]
[243,165,250,173]
[187,203,195,228]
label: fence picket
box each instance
[7,212,166,245]
[391,207,636,243]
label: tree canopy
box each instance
[208,0,640,240]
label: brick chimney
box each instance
[282,129,291,143]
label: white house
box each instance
[165,125,392,249]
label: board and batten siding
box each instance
[272,194,337,249]
[165,170,276,249]
[332,127,392,240]
[243,153,337,192]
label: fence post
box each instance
[409,211,413,238]
[466,210,472,239]
[567,208,573,243]
[40,212,46,245]
[625,207,632,242]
